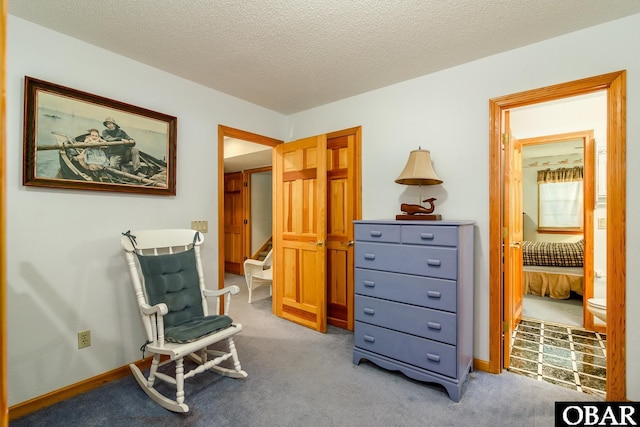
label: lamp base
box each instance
[396,214,442,221]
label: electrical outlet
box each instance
[78,330,91,349]
[191,220,208,233]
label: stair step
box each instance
[253,238,272,261]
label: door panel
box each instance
[510,134,524,325]
[224,172,244,275]
[274,136,327,332]
[326,135,355,330]
[503,114,523,369]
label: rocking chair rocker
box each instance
[121,229,247,413]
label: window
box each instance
[537,167,583,232]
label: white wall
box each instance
[250,171,273,254]
[287,14,640,399]
[7,12,640,405]
[522,153,584,242]
[6,16,288,406]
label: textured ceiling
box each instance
[10,1,640,114]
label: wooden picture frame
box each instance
[23,76,177,195]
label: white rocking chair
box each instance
[121,229,247,413]
[243,248,273,303]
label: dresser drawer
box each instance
[354,224,400,243]
[355,295,457,345]
[401,225,459,247]
[355,322,457,378]
[355,269,456,312]
[355,242,458,280]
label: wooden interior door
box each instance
[224,172,245,275]
[274,135,327,332]
[503,116,524,369]
[326,133,356,330]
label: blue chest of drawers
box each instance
[352,220,475,402]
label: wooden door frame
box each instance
[518,130,597,331]
[488,71,626,401]
[217,125,282,291]
[1,1,7,424]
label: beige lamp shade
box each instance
[395,149,443,186]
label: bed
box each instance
[522,239,584,299]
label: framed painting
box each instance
[23,76,177,195]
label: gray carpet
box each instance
[523,293,584,327]
[12,274,601,427]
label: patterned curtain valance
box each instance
[537,166,583,183]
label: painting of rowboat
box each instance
[23,77,177,195]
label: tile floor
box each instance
[509,318,606,398]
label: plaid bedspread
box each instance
[522,240,584,267]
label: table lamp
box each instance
[395,148,443,220]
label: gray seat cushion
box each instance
[164,315,233,343]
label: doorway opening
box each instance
[217,125,363,332]
[516,127,598,331]
[509,125,604,397]
[488,71,626,401]
[217,125,282,292]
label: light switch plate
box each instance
[191,220,208,233]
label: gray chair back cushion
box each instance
[137,248,233,342]
[137,248,204,328]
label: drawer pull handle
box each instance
[427,290,441,298]
[427,259,441,267]
[420,233,435,240]
[363,280,375,288]
[427,353,440,363]
[363,308,375,315]
[364,253,376,260]
[363,335,375,343]
[369,230,382,237]
[427,322,441,330]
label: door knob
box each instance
[341,240,355,247]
